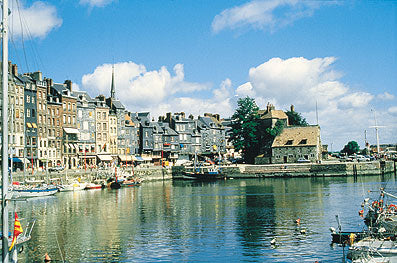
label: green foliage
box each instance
[341,141,360,155]
[230,97,260,163]
[286,110,308,126]
[265,119,285,137]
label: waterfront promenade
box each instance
[11,160,396,183]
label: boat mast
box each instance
[2,0,10,260]
[371,109,381,155]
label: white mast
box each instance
[2,0,10,260]
[371,109,381,155]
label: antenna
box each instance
[315,100,319,125]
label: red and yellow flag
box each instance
[9,212,23,251]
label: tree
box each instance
[341,141,360,155]
[230,97,260,163]
[286,110,308,126]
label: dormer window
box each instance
[285,140,293,145]
[299,139,307,145]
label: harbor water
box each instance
[12,174,396,262]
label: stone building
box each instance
[74,91,96,168]
[94,95,112,165]
[53,81,79,169]
[271,125,322,164]
[138,112,154,158]
[21,74,38,170]
[9,64,25,166]
[197,113,226,157]
[27,71,49,169]
[46,78,63,167]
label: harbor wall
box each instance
[10,161,396,182]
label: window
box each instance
[31,109,35,118]
[56,108,59,115]
[103,123,107,130]
[27,109,30,117]
[299,139,307,145]
[63,103,66,110]
[102,112,106,119]
[16,110,19,118]
[63,115,66,124]
[72,116,76,125]
[72,104,76,111]
[31,97,35,104]
[68,116,71,124]
[27,95,30,103]
[285,140,293,145]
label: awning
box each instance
[97,155,113,161]
[32,123,37,128]
[119,155,133,162]
[63,127,79,134]
[64,144,69,149]
[10,157,22,163]
[68,144,74,149]
[142,156,152,161]
[26,123,32,128]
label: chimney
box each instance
[11,64,18,76]
[266,102,270,113]
[181,112,185,119]
[214,114,220,121]
[64,80,72,91]
[290,105,295,112]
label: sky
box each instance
[6,0,397,151]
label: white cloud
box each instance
[338,92,374,108]
[81,61,219,116]
[212,0,329,33]
[378,92,395,101]
[79,0,115,8]
[389,106,397,115]
[248,57,351,111]
[9,0,62,39]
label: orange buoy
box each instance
[44,253,51,262]
[295,218,301,225]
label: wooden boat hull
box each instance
[13,187,58,198]
[182,171,226,181]
[107,182,121,189]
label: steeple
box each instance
[110,64,115,99]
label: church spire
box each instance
[110,64,115,99]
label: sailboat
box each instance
[182,152,226,180]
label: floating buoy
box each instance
[44,253,51,262]
[359,210,364,217]
[295,218,301,225]
[270,238,277,246]
[300,229,306,234]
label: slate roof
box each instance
[272,126,320,148]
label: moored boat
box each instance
[12,185,58,198]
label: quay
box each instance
[11,160,396,183]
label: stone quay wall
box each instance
[10,161,396,183]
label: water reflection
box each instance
[10,174,396,262]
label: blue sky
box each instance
[7,0,397,150]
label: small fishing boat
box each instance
[106,177,121,189]
[122,177,142,187]
[183,167,226,180]
[58,181,87,192]
[85,182,103,190]
[12,185,58,198]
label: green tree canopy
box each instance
[341,141,360,155]
[230,97,260,163]
[286,110,308,126]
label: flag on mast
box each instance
[9,212,23,251]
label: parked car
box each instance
[297,158,310,163]
[48,166,64,172]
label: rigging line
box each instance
[15,0,29,73]
[54,231,65,263]
[18,4,45,73]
